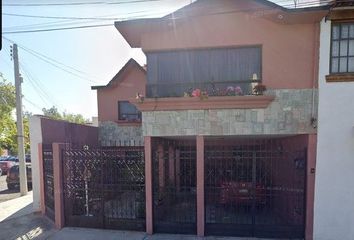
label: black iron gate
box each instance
[152,140,197,234]
[43,145,55,221]
[205,137,307,238]
[63,146,145,231]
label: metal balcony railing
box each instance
[146,80,260,98]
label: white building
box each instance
[314,4,354,240]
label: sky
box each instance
[0,0,321,120]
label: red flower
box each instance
[192,89,201,97]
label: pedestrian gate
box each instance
[152,140,197,234]
[62,147,145,231]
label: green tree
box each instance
[0,74,31,155]
[0,74,16,154]
[42,106,89,124]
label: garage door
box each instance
[205,137,306,238]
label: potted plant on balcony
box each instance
[253,83,267,95]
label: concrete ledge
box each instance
[131,95,275,111]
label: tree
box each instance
[42,106,61,120]
[0,74,31,155]
[42,106,89,124]
[0,74,16,154]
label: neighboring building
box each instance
[91,58,146,146]
[112,0,329,238]
[314,2,354,240]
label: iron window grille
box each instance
[330,22,354,74]
[118,101,141,122]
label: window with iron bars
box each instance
[330,22,354,74]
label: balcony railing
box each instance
[146,80,260,98]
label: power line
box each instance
[19,61,60,108]
[2,23,114,34]
[1,42,53,110]
[3,0,163,7]
[3,11,148,31]
[23,97,44,111]
[2,10,169,33]
[18,42,102,80]
[4,12,140,21]
[3,37,99,84]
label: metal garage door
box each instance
[205,137,307,238]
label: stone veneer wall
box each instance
[99,121,143,146]
[142,89,317,136]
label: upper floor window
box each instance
[330,22,354,74]
[118,101,141,122]
[146,46,261,97]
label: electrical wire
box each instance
[19,61,60,108]
[17,42,103,80]
[3,37,101,84]
[2,10,169,33]
[3,23,114,34]
[3,0,163,7]
[0,43,56,110]
[2,11,148,30]
[23,97,43,111]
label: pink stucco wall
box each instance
[97,65,146,122]
[135,4,319,89]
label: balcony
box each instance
[146,81,256,98]
[132,81,274,112]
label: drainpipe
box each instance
[311,22,320,128]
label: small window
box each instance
[118,101,141,121]
[330,22,354,74]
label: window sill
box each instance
[131,95,275,112]
[326,74,354,82]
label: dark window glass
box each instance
[331,22,354,74]
[147,46,261,97]
[118,101,141,121]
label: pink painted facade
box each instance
[117,0,324,90]
[94,59,146,123]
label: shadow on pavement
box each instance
[0,213,57,240]
[0,189,19,195]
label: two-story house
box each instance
[103,0,331,239]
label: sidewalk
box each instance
[0,191,33,222]
[0,191,57,240]
[49,228,276,240]
[0,194,293,240]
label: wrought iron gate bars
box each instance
[204,137,307,238]
[62,146,145,231]
[43,144,55,221]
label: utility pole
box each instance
[12,44,28,196]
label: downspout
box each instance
[311,21,320,129]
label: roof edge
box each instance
[91,58,146,90]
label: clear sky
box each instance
[0,0,319,120]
